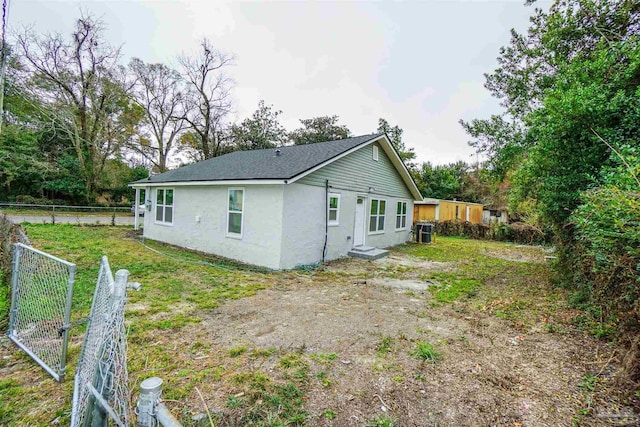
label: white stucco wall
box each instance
[142,185,285,269]
[279,184,326,269]
[346,191,414,251]
[141,183,414,270]
[279,183,414,269]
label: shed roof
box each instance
[415,198,484,206]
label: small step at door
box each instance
[348,246,389,260]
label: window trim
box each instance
[368,198,386,235]
[373,145,379,161]
[226,187,245,239]
[328,193,340,227]
[395,201,408,231]
[154,188,174,226]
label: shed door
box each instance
[354,197,366,246]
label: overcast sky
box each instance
[13,0,550,165]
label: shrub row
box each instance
[431,220,552,245]
[563,187,640,390]
[0,215,30,326]
[14,195,69,206]
[0,215,30,285]
[9,195,133,208]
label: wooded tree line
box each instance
[462,0,639,389]
[0,13,494,206]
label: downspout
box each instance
[322,179,329,263]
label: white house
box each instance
[130,133,422,270]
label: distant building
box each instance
[482,208,509,224]
[413,199,484,225]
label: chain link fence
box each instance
[71,257,132,427]
[7,243,76,381]
[1,215,183,426]
[1,203,137,226]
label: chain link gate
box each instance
[7,242,76,382]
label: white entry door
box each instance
[353,197,366,246]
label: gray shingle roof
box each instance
[135,134,384,184]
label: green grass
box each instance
[411,341,442,362]
[376,336,394,356]
[428,273,481,303]
[323,408,337,420]
[578,374,598,392]
[223,371,308,424]
[397,237,566,330]
[0,224,277,426]
[309,352,338,365]
[25,224,271,323]
[279,352,308,369]
[366,415,396,427]
[219,351,314,425]
[228,345,248,357]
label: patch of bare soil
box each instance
[483,244,547,263]
[187,251,635,427]
[375,254,455,271]
[324,253,455,278]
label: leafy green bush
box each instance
[432,220,550,245]
[14,195,59,205]
[0,216,31,327]
[571,189,639,312]
[565,157,640,388]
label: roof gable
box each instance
[132,133,423,200]
[134,134,381,184]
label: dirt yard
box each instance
[159,244,636,426]
[1,229,637,426]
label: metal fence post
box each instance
[113,270,129,301]
[137,377,162,427]
[59,263,76,381]
[136,377,183,427]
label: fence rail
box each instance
[0,203,132,212]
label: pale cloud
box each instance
[13,0,551,165]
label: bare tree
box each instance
[14,14,134,201]
[178,38,234,160]
[129,58,185,172]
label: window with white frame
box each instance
[369,198,386,233]
[396,201,407,230]
[328,193,340,226]
[227,188,244,236]
[373,145,379,161]
[155,188,174,224]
